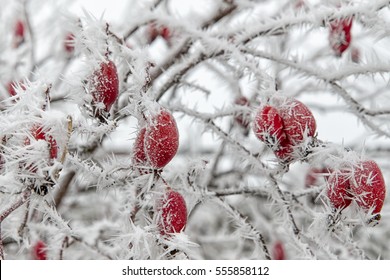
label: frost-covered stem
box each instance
[212,188,268,198]
[0,227,3,260]
[62,115,73,164]
[22,1,37,80]
[217,197,271,260]
[52,58,72,91]
[130,171,159,223]
[0,189,31,260]
[268,176,316,258]
[156,52,207,101]
[0,189,31,223]
[17,199,31,238]
[59,236,69,260]
[150,3,236,84]
[152,4,237,100]
[203,124,232,187]
[329,82,390,138]
[72,236,112,260]
[54,171,76,208]
[269,175,300,236]
[123,0,165,40]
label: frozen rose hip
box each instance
[132,127,147,165]
[253,97,316,162]
[329,17,353,56]
[144,110,179,169]
[90,60,119,115]
[7,81,25,96]
[156,190,187,235]
[33,240,47,260]
[276,97,316,145]
[253,105,286,149]
[27,124,58,160]
[13,20,25,48]
[351,160,386,214]
[327,169,352,210]
[272,241,285,260]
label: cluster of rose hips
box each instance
[327,160,386,214]
[253,96,316,163]
[251,95,386,217]
[131,107,187,235]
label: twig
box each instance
[54,171,76,208]
[17,199,31,238]
[0,189,31,223]
[72,236,112,260]
[216,197,271,260]
[0,227,3,260]
[0,189,31,260]
[59,236,69,260]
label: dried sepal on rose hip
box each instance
[350,160,386,214]
[156,189,187,235]
[327,160,386,215]
[144,109,179,169]
[88,59,119,117]
[253,96,316,162]
[32,240,47,260]
[329,17,353,56]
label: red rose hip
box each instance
[327,169,352,210]
[132,127,147,165]
[27,125,58,160]
[351,160,386,214]
[33,240,47,260]
[156,190,187,235]
[13,20,25,48]
[329,17,353,56]
[272,241,285,260]
[253,105,286,149]
[90,60,119,115]
[276,97,316,145]
[144,110,179,169]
